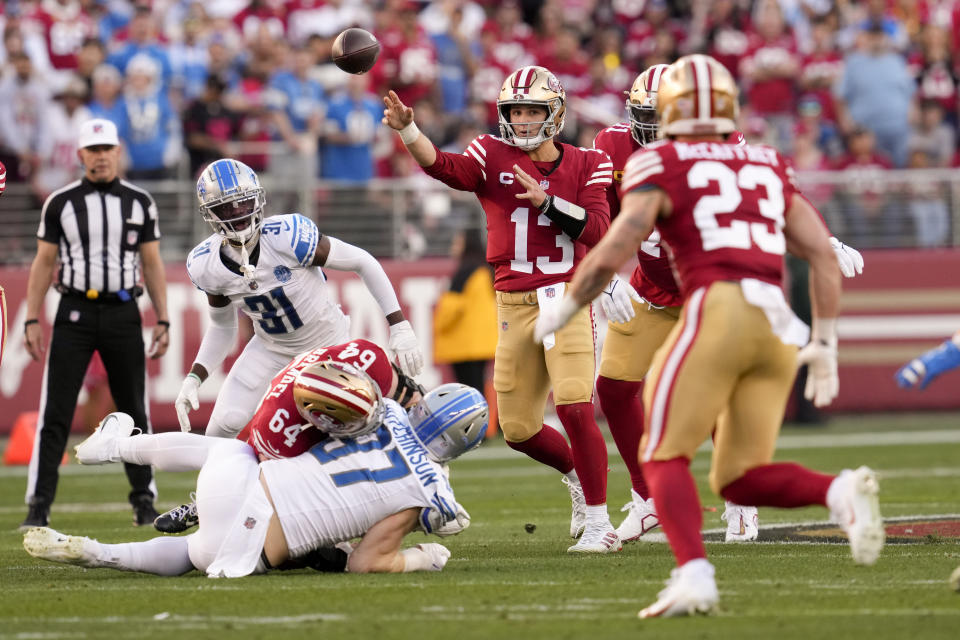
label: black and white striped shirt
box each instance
[37,177,160,293]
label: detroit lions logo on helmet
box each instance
[274,265,292,283]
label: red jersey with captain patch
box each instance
[620,140,798,298]
[593,124,682,307]
[423,136,612,291]
[246,339,394,460]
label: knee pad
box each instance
[553,377,592,405]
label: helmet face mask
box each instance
[196,159,266,245]
[293,361,384,439]
[497,66,566,150]
[408,383,488,463]
[626,64,670,147]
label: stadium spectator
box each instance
[167,11,212,105]
[692,0,752,80]
[232,0,286,43]
[833,127,897,247]
[905,147,950,247]
[21,117,169,530]
[321,73,383,182]
[538,27,590,98]
[623,0,687,68]
[107,7,173,88]
[908,24,958,127]
[907,99,955,169]
[25,0,97,71]
[799,14,844,125]
[120,54,181,179]
[31,75,91,200]
[371,2,439,109]
[427,1,479,115]
[738,0,800,153]
[835,19,914,167]
[266,43,325,180]
[286,0,372,44]
[87,63,128,138]
[74,37,106,96]
[183,75,241,176]
[481,1,535,71]
[0,50,52,186]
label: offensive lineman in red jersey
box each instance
[247,339,423,460]
[593,64,866,544]
[383,66,621,553]
[537,55,883,616]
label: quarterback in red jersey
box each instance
[247,339,422,460]
[383,65,621,553]
[538,55,883,616]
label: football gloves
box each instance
[419,504,471,537]
[174,374,201,432]
[829,237,864,278]
[388,320,424,377]
[895,339,960,390]
[599,274,643,324]
[797,339,839,408]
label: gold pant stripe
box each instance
[643,286,706,462]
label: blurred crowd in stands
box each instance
[1,0,959,247]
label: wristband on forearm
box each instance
[398,122,421,145]
[539,195,587,239]
[24,318,39,329]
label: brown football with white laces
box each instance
[332,28,381,75]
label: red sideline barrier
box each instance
[1,249,959,435]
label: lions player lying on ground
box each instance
[23,365,487,576]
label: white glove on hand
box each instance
[829,237,864,278]
[175,374,201,432]
[420,504,471,537]
[599,274,643,324]
[796,339,839,407]
[388,320,424,377]
[533,296,580,344]
[414,543,450,571]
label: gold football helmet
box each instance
[497,65,566,149]
[293,361,384,438]
[657,54,739,137]
[625,63,670,146]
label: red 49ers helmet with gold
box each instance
[657,54,739,137]
[625,63,670,146]
[497,65,566,150]
[293,361,384,438]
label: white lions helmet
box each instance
[497,66,566,150]
[196,158,266,245]
[408,384,488,463]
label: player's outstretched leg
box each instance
[23,527,99,567]
[721,502,758,542]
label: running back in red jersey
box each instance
[620,139,800,298]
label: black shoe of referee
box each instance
[154,495,199,533]
[132,496,160,527]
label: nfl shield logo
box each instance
[69,310,80,322]
[501,321,508,331]
[93,123,103,133]
[539,179,549,190]
[545,287,555,298]
[244,517,257,529]
[126,230,138,245]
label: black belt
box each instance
[56,285,143,303]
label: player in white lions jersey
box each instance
[23,369,488,577]
[175,158,424,439]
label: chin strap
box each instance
[239,242,257,285]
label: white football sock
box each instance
[92,536,194,576]
[585,504,609,524]
[116,433,241,471]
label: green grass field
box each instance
[2,413,959,640]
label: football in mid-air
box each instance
[332,28,381,75]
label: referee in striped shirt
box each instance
[21,118,170,529]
